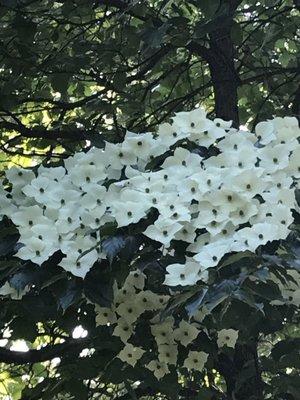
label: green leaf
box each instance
[219,251,256,269]
[197,0,220,19]
[0,233,19,256]
[53,279,82,312]
[231,21,243,45]
[202,279,239,312]
[272,339,300,361]
[102,235,126,264]
[185,288,208,316]
[51,73,70,95]
[119,235,142,261]
[64,380,89,400]
[233,289,265,315]
[194,387,214,399]
[84,267,114,307]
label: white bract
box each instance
[117,343,145,367]
[183,350,208,371]
[217,329,239,348]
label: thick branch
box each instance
[240,68,299,85]
[0,338,89,365]
[0,121,94,142]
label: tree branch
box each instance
[0,338,89,365]
[0,120,96,142]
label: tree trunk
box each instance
[206,3,263,399]
[208,25,240,128]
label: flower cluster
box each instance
[95,269,237,378]
[0,108,299,283]
[0,107,299,380]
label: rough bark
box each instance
[208,25,240,128]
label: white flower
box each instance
[37,165,66,181]
[172,107,207,134]
[46,185,81,209]
[114,285,136,304]
[68,164,106,190]
[117,343,145,367]
[122,132,155,160]
[176,177,203,202]
[234,223,278,252]
[81,185,107,210]
[273,116,300,143]
[192,122,225,147]
[11,205,45,227]
[162,147,202,172]
[6,167,35,186]
[111,200,148,227]
[192,202,229,227]
[218,131,256,152]
[164,261,201,286]
[206,189,245,212]
[267,171,293,190]
[115,301,143,324]
[95,306,117,326]
[174,320,200,346]
[124,270,146,290]
[0,281,30,300]
[15,237,51,265]
[60,235,99,259]
[217,328,239,348]
[226,146,258,170]
[58,249,98,278]
[80,205,107,229]
[193,242,230,268]
[262,188,296,209]
[259,144,290,173]
[187,233,211,253]
[22,176,57,203]
[183,350,208,371]
[158,344,178,365]
[136,290,161,311]
[228,168,267,197]
[146,360,170,379]
[55,203,83,234]
[285,147,300,178]
[19,223,59,252]
[0,189,17,217]
[267,204,293,238]
[143,218,182,247]
[151,318,175,346]
[113,318,134,343]
[230,201,258,226]
[104,142,137,169]
[191,170,223,193]
[157,122,187,147]
[174,224,196,243]
[214,117,232,129]
[255,120,276,144]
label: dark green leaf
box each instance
[102,235,126,264]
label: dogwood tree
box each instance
[0,1,299,400]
